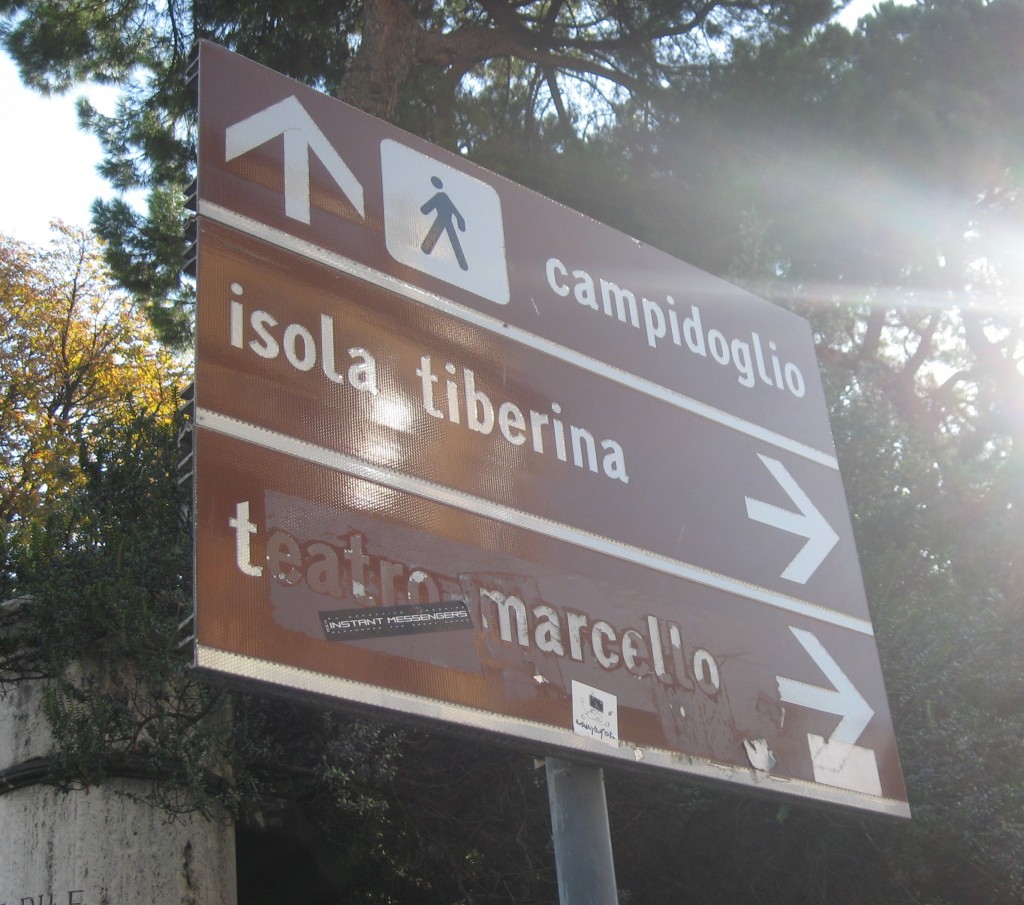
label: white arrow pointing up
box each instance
[745,454,839,584]
[224,95,365,224]
[777,627,873,745]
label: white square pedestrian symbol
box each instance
[380,139,510,305]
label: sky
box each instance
[0,1,880,248]
[0,52,124,246]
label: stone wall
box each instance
[0,599,237,905]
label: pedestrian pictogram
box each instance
[381,140,510,304]
[420,177,469,270]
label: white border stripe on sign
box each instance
[197,407,872,636]
[200,201,840,471]
[194,644,911,819]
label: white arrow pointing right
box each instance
[777,627,873,745]
[777,627,882,795]
[225,95,365,224]
[745,454,839,584]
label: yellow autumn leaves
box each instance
[0,222,188,526]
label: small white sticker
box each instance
[571,680,619,748]
[380,139,510,304]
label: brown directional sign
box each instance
[191,42,909,816]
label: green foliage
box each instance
[90,189,196,349]
[829,374,1024,903]
[0,226,186,531]
[1,0,830,344]
[194,0,362,94]
[0,0,155,92]
[0,401,231,814]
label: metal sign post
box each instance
[546,758,619,905]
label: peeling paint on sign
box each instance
[743,738,777,772]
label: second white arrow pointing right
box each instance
[777,627,882,797]
[745,454,840,585]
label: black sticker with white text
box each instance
[320,601,472,641]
